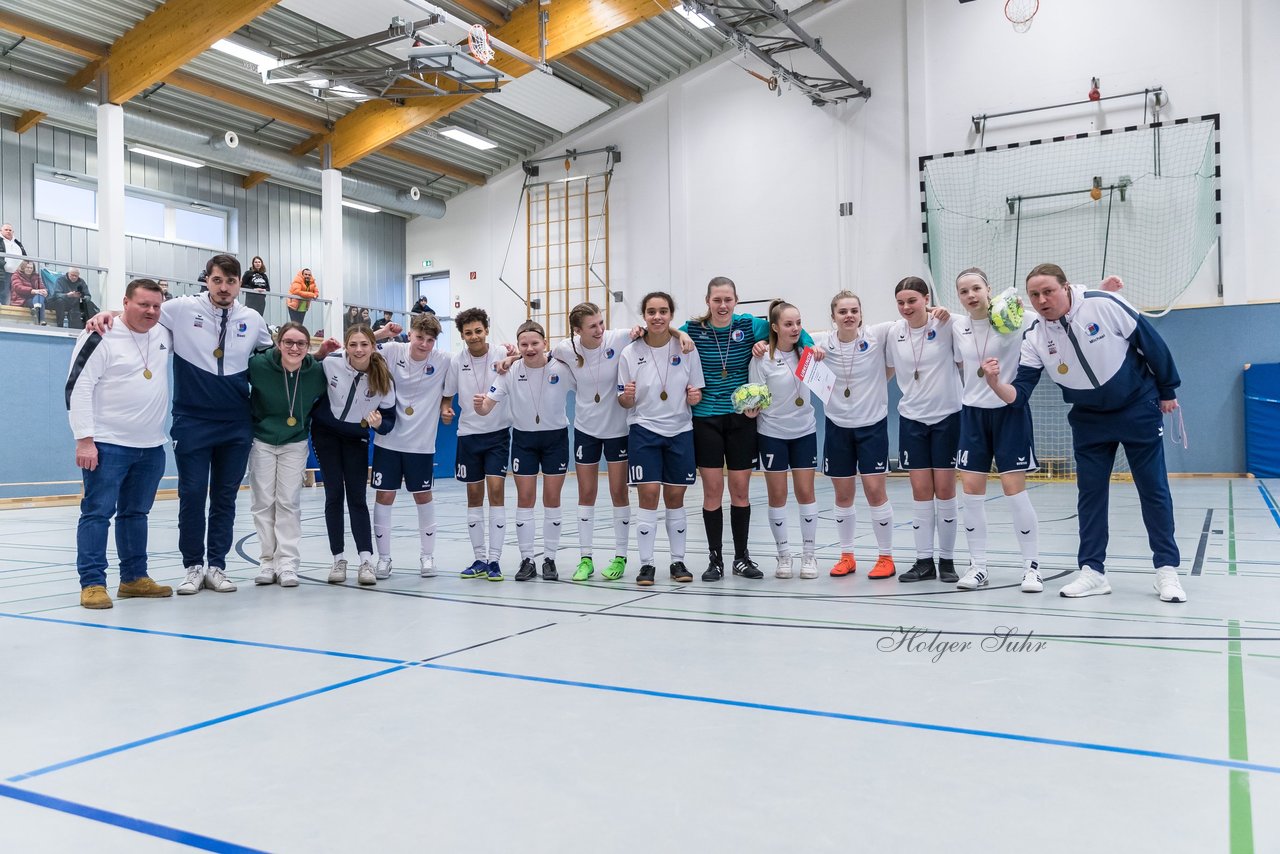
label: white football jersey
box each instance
[884,317,962,425]
[820,324,892,428]
[486,358,576,432]
[552,329,631,440]
[749,347,816,440]
[449,345,511,436]
[617,338,705,435]
[375,342,455,453]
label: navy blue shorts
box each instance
[628,425,696,486]
[822,417,890,478]
[372,446,434,493]
[455,428,510,482]
[574,430,628,466]
[758,432,818,472]
[958,405,1038,474]
[511,427,569,476]
[898,412,961,471]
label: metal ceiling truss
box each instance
[684,0,869,106]
[262,4,549,102]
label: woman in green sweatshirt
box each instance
[247,322,333,586]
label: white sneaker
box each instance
[957,567,988,590]
[1059,567,1111,598]
[1021,561,1043,593]
[204,567,237,593]
[278,569,299,588]
[254,562,277,585]
[775,554,794,579]
[1154,566,1187,603]
[176,565,204,595]
[357,560,377,586]
[799,555,818,579]
[328,559,348,584]
[374,557,393,580]
[419,554,437,578]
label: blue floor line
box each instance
[6,666,410,784]
[1257,482,1280,529]
[0,782,266,853]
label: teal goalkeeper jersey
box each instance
[680,313,813,417]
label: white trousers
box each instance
[249,439,309,571]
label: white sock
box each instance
[936,497,958,559]
[768,505,790,556]
[333,552,347,565]
[417,501,436,557]
[467,506,486,560]
[488,506,506,562]
[636,507,658,565]
[870,501,894,555]
[799,503,818,557]
[373,503,392,558]
[834,503,856,552]
[577,505,595,556]
[613,505,631,557]
[1006,490,1040,563]
[665,508,687,562]
[544,506,563,558]
[357,550,373,565]
[962,493,988,569]
[516,506,535,559]
[912,499,935,559]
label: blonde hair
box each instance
[767,298,798,358]
[829,289,861,318]
[567,302,602,366]
[343,324,392,396]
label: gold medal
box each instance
[360,419,369,428]
[977,367,985,378]
[913,370,920,381]
[405,406,415,416]
[143,369,153,380]
[594,393,601,403]
[535,414,541,424]
[721,369,728,378]
[1057,363,1069,375]
[660,390,669,401]
[286,416,297,427]
[795,397,804,407]
[213,347,223,359]
[844,387,851,398]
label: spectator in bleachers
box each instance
[287,268,318,325]
[158,279,173,300]
[344,304,361,332]
[51,267,91,329]
[372,310,395,332]
[1,222,29,306]
[9,259,48,324]
[244,256,270,317]
[411,295,435,316]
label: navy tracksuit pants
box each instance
[1068,399,1179,572]
[175,439,253,571]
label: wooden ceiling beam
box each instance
[0,10,104,59]
[104,0,282,104]
[242,171,270,190]
[555,55,643,103]
[381,147,487,187]
[15,110,46,134]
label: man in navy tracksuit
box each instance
[984,263,1186,603]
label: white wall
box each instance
[408,0,1276,345]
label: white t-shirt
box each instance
[884,317,962,425]
[448,345,511,436]
[552,329,631,440]
[321,355,397,425]
[819,324,892,428]
[2,238,21,273]
[952,312,1036,409]
[486,358,576,432]
[617,338,705,435]
[749,347,816,440]
[375,342,456,453]
[67,323,173,448]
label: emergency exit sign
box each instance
[421,260,433,268]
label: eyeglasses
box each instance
[280,340,309,349]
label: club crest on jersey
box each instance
[549,373,560,384]
[1087,323,1100,336]
[670,355,682,366]
[489,385,498,393]
[425,365,435,375]
[926,329,937,341]
[617,384,625,392]
[731,329,745,343]
[605,348,615,359]
[237,321,248,333]
[858,340,869,351]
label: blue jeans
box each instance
[76,443,166,588]
[175,439,252,570]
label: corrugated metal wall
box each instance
[0,119,406,310]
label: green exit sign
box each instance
[421,260,433,268]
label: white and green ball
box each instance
[989,287,1025,334]
[732,383,773,413]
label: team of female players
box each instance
[250,267,1057,593]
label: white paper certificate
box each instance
[795,347,836,404]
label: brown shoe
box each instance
[81,585,113,609]
[117,577,174,599]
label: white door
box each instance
[414,272,453,351]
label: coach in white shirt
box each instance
[67,279,174,610]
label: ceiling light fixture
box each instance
[211,38,279,72]
[673,4,716,29]
[439,127,497,150]
[342,200,382,213]
[128,145,206,169]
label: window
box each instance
[124,196,166,240]
[34,177,97,228]
[173,207,227,249]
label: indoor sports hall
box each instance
[2,0,1279,851]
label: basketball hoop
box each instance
[1005,0,1039,32]
[467,24,495,64]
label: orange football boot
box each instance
[829,553,857,577]
[867,555,896,579]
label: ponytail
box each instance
[767,298,795,358]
